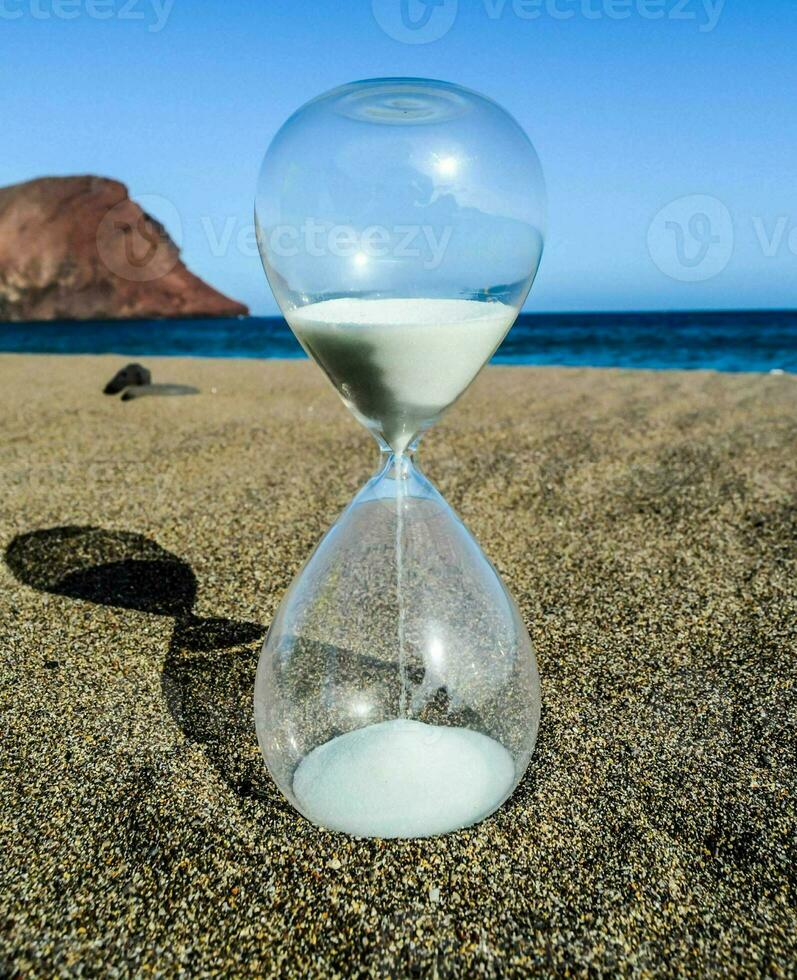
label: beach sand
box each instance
[1,354,795,976]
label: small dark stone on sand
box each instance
[121,383,199,401]
[103,363,151,395]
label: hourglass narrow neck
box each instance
[353,446,439,507]
[376,442,420,482]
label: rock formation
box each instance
[0,176,248,321]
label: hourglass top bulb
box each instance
[256,77,546,454]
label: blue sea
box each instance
[1,310,795,373]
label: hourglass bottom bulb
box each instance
[255,454,540,838]
[292,719,516,839]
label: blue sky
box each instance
[3,0,796,314]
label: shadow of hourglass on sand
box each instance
[4,526,283,803]
[5,525,495,822]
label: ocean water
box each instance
[0,310,795,373]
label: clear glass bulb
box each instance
[254,78,546,838]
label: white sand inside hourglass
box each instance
[287,298,516,452]
[293,719,516,838]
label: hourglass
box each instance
[254,78,546,839]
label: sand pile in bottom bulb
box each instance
[292,719,516,839]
